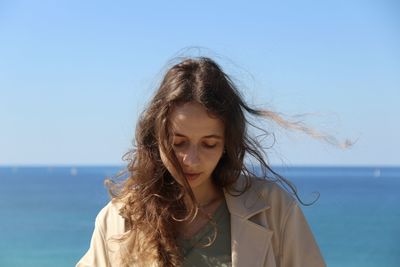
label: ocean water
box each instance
[0,166,399,267]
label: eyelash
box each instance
[204,144,217,149]
[173,142,217,149]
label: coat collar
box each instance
[223,176,275,267]
[223,175,271,218]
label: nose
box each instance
[181,145,200,167]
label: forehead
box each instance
[169,102,224,137]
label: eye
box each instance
[203,143,217,149]
[173,142,185,148]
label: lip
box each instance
[184,172,202,181]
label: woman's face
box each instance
[160,102,225,194]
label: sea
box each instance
[0,166,399,267]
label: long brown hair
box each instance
[106,57,349,266]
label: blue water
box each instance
[0,166,399,267]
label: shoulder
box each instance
[250,176,296,209]
[250,177,300,227]
[225,175,297,220]
[94,200,126,238]
[232,175,296,208]
[76,200,128,267]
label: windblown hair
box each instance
[106,57,348,266]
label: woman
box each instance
[77,57,327,266]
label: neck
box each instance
[184,179,223,207]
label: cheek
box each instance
[204,150,224,169]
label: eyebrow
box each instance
[173,132,223,139]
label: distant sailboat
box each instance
[70,167,78,176]
[373,168,381,178]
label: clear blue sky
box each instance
[1,0,399,166]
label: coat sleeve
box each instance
[280,201,326,267]
[76,211,111,267]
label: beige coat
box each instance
[77,177,326,267]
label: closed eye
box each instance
[203,143,217,149]
[173,142,185,148]
[172,142,217,149]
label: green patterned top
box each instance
[177,200,232,267]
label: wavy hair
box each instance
[106,57,349,266]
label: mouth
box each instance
[184,172,202,181]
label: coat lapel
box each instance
[224,178,275,267]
